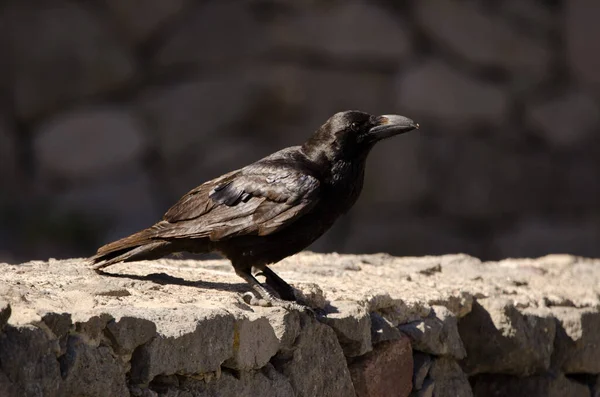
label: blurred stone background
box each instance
[0,0,599,264]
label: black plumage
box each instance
[89,110,418,307]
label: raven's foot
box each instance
[256,266,297,301]
[235,267,314,314]
[241,291,313,313]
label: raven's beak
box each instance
[369,114,419,140]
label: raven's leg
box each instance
[257,266,296,301]
[234,267,309,312]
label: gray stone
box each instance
[155,2,267,67]
[292,282,329,310]
[0,300,10,330]
[272,2,410,61]
[223,315,280,371]
[106,0,191,44]
[397,60,508,126]
[349,336,413,397]
[527,91,600,148]
[321,301,372,357]
[74,314,114,344]
[411,378,434,397]
[164,364,294,397]
[428,357,473,397]
[399,306,466,360]
[471,373,591,397]
[40,312,72,339]
[567,0,600,88]
[34,107,147,181]
[552,308,600,374]
[0,369,19,397]
[266,308,302,352]
[105,316,157,355]
[0,325,62,397]
[0,3,135,118]
[413,352,432,390]
[415,0,550,78]
[458,299,556,376]
[1,254,599,396]
[130,309,235,384]
[370,312,402,345]
[58,335,128,397]
[274,319,356,397]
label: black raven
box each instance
[89,111,418,308]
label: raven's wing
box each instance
[158,163,320,241]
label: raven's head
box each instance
[303,110,419,161]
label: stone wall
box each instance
[1,0,600,263]
[1,253,599,396]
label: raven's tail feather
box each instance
[89,225,176,271]
[89,240,173,271]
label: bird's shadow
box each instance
[100,271,341,318]
[100,271,250,294]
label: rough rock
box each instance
[321,301,372,357]
[1,253,600,396]
[412,352,432,391]
[130,308,236,384]
[105,316,157,355]
[0,2,135,119]
[458,299,556,375]
[370,312,402,344]
[526,91,600,148]
[411,378,434,397]
[396,60,508,125]
[552,308,600,374]
[0,325,62,397]
[399,306,466,359]
[415,0,550,79]
[272,2,411,61]
[567,0,600,88]
[349,335,413,397]
[154,364,295,397]
[58,335,129,397]
[273,319,356,397]
[265,308,302,352]
[428,357,473,397]
[0,300,10,330]
[471,373,591,397]
[34,107,147,181]
[223,315,280,371]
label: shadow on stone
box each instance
[99,271,249,293]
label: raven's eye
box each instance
[350,122,359,132]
